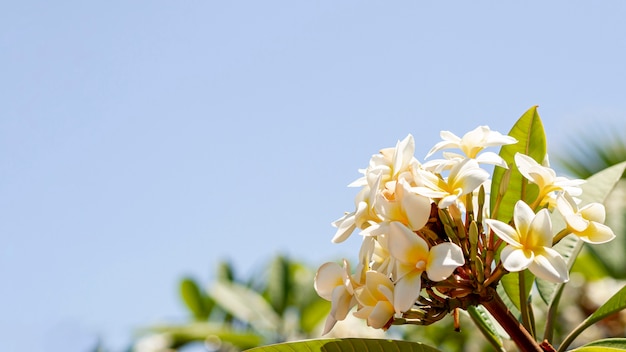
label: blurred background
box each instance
[2,1,626,351]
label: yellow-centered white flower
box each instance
[314,259,359,334]
[353,270,396,330]
[361,178,432,240]
[387,222,464,314]
[426,126,517,168]
[485,201,569,283]
[556,193,616,244]
[515,153,585,207]
[414,158,489,208]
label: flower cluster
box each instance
[314,126,616,335]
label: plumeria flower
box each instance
[353,270,396,330]
[349,134,420,190]
[387,222,464,314]
[359,234,395,277]
[314,259,360,334]
[515,153,585,207]
[361,178,431,239]
[485,200,569,283]
[332,177,382,243]
[556,192,616,244]
[414,158,489,208]
[426,125,518,168]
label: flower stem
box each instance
[482,292,543,352]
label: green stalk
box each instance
[519,271,535,339]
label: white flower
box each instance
[350,134,420,190]
[426,126,517,168]
[414,158,489,208]
[331,177,382,243]
[360,178,432,240]
[485,201,569,283]
[353,270,396,330]
[556,193,616,244]
[515,153,585,207]
[314,260,359,334]
[387,222,464,314]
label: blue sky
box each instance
[2,1,626,351]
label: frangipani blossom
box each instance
[485,201,569,283]
[387,222,464,314]
[353,270,396,330]
[314,260,359,334]
[361,178,431,238]
[515,153,585,207]
[426,125,517,168]
[332,177,382,243]
[349,134,420,190]
[414,158,489,208]
[556,193,616,244]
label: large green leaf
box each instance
[558,285,626,352]
[536,161,626,306]
[571,338,626,351]
[209,281,281,332]
[490,106,546,223]
[244,338,444,352]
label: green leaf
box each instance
[558,285,626,352]
[490,106,546,223]
[209,281,281,332]
[266,255,290,316]
[299,298,330,334]
[217,260,236,282]
[180,277,212,321]
[148,322,263,349]
[571,338,626,351]
[537,161,626,305]
[244,338,444,352]
[499,268,534,314]
[467,306,506,352]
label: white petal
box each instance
[501,246,533,272]
[329,285,354,320]
[399,180,432,230]
[426,243,465,281]
[529,248,569,283]
[322,314,338,335]
[565,213,589,232]
[475,152,509,168]
[513,200,535,238]
[528,209,553,248]
[393,271,422,314]
[368,300,395,329]
[438,194,459,209]
[485,219,521,247]
[482,129,517,147]
[387,222,429,265]
[514,153,536,175]
[580,203,606,223]
[580,222,616,244]
[331,212,357,243]
[556,192,576,216]
[314,262,344,300]
[413,186,448,199]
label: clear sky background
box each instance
[2,1,626,351]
